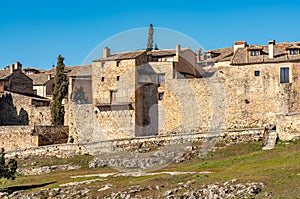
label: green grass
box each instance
[0,140,299,198]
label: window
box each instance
[101,77,105,82]
[101,62,105,68]
[158,92,164,100]
[290,49,299,55]
[110,90,117,104]
[158,73,165,86]
[116,61,120,67]
[280,67,289,83]
[250,50,260,56]
[117,76,120,81]
[254,71,260,76]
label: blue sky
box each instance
[1,0,300,69]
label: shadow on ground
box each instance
[0,181,56,194]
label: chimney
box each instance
[103,47,110,58]
[176,44,181,57]
[48,74,52,80]
[234,41,247,53]
[15,62,22,71]
[9,63,14,73]
[197,48,202,61]
[268,40,275,59]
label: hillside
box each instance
[0,140,299,198]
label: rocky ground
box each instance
[0,178,268,199]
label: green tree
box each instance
[73,86,88,104]
[146,23,154,51]
[0,148,17,180]
[154,43,159,50]
[51,55,68,126]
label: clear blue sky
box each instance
[1,0,300,70]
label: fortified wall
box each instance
[0,126,69,151]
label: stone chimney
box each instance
[9,63,14,73]
[103,47,110,58]
[197,48,202,61]
[15,62,22,71]
[176,44,181,57]
[268,40,275,59]
[234,41,247,53]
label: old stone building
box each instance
[201,40,300,140]
[89,41,300,141]
[91,45,204,139]
[0,62,51,126]
[0,62,33,94]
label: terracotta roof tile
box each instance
[231,42,300,65]
[28,73,50,85]
[0,70,11,79]
[93,51,146,62]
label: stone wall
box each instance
[5,128,264,159]
[157,62,300,138]
[0,126,37,150]
[0,125,69,151]
[0,92,51,126]
[34,126,69,146]
[92,58,140,138]
[276,113,300,140]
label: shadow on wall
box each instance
[0,93,29,125]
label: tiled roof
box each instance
[46,66,80,75]
[23,67,46,73]
[209,47,234,62]
[231,42,300,65]
[0,70,11,79]
[28,73,50,85]
[67,65,92,77]
[93,51,146,62]
[151,48,191,57]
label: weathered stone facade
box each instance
[0,125,69,151]
[0,92,51,126]
[88,41,300,141]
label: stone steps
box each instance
[262,131,277,150]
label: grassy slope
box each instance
[0,140,299,198]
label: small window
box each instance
[254,71,260,76]
[250,50,260,56]
[117,61,120,67]
[158,73,165,86]
[110,90,117,104]
[290,49,299,55]
[101,62,105,68]
[280,67,289,83]
[158,92,164,100]
[117,76,120,81]
[33,89,37,95]
[101,77,105,82]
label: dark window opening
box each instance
[110,90,117,104]
[158,92,164,100]
[158,73,165,86]
[101,62,105,68]
[101,77,105,82]
[290,49,299,55]
[117,61,120,67]
[254,71,260,76]
[250,50,260,56]
[280,67,289,83]
[33,89,37,95]
[117,76,120,81]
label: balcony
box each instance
[95,99,134,111]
